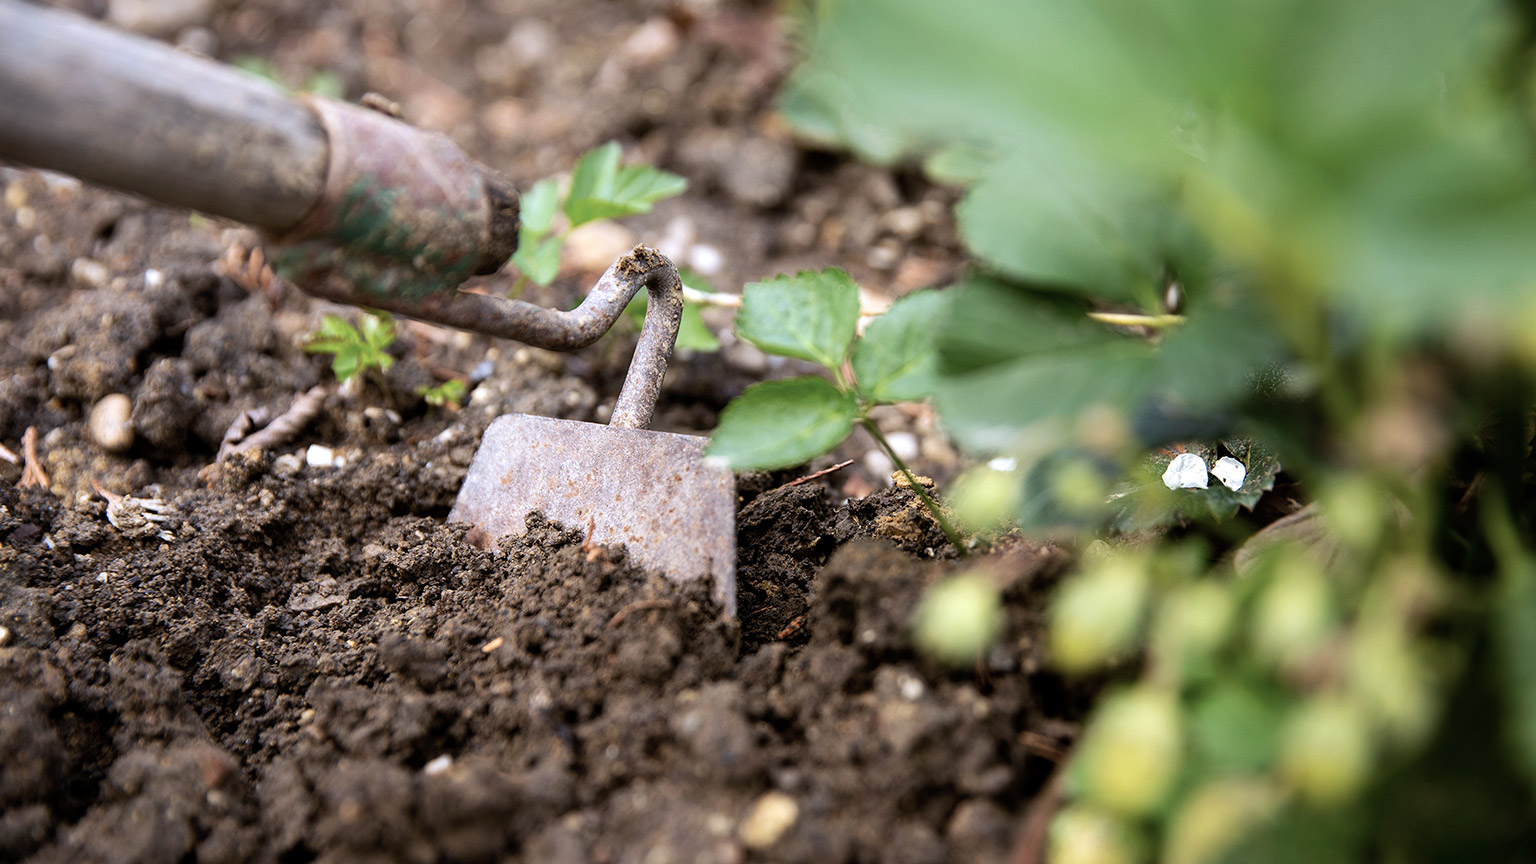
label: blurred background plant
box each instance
[782,0,1536,859]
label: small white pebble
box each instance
[899,675,925,701]
[1211,456,1247,491]
[656,215,697,262]
[739,792,799,849]
[423,755,454,775]
[143,268,164,288]
[88,393,135,453]
[863,449,894,481]
[687,243,723,276]
[305,445,335,468]
[884,431,919,461]
[71,257,110,288]
[0,625,11,646]
[1161,453,1209,490]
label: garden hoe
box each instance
[0,0,737,615]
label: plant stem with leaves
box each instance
[705,267,962,552]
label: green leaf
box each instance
[512,233,562,286]
[563,141,687,227]
[610,163,688,211]
[332,347,360,382]
[359,312,395,351]
[1189,682,1286,776]
[622,293,721,353]
[519,177,562,236]
[565,142,621,216]
[935,277,1152,452]
[958,146,1189,302]
[705,376,857,470]
[309,314,359,344]
[852,289,944,403]
[935,274,1284,454]
[418,378,467,408]
[1109,438,1281,532]
[737,269,861,370]
[677,302,721,352]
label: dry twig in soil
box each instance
[770,459,855,494]
[18,427,49,489]
[217,385,329,461]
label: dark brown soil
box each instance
[1,2,1082,861]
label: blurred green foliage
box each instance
[785,0,1536,860]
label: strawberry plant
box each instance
[416,378,466,410]
[304,310,395,383]
[784,0,1536,860]
[704,268,959,546]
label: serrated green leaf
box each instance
[519,177,562,236]
[705,376,857,470]
[610,164,687,210]
[852,289,944,403]
[737,269,861,370]
[359,312,395,350]
[512,233,562,286]
[315,314,359,341]
[565,142,621,219]
[418,378,467,408]
[332,348,360,382]
[303,337,354,355]
[563,142,688,227]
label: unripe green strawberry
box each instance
[950,463,1020,531]
[1162,777,1282,864]
[1151,580,1235,683]
[1076,686,1184,817]
[1278,696,1373,805]
[1251,555,1335,669]
[1051,555,1149,675]
[1049,805,1144,864]
[1349,620,1436,749]
[911,572,1002,666]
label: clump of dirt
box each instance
[1,0,1086,861]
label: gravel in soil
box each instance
[1,1,1084,861]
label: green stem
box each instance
[861,417,968,555]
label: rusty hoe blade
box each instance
[448,249,738,617]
